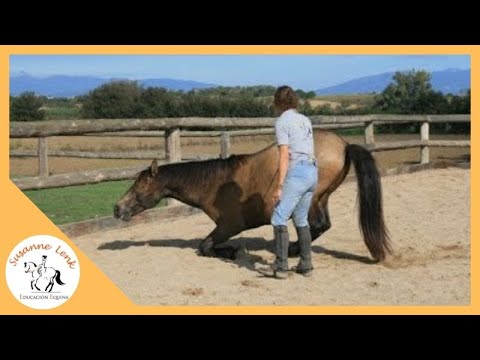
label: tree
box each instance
[10,92,45,121]
[374,70,447,114]
[81,81,142,118]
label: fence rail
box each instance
[9,114,469,138]
[10,114,470,190]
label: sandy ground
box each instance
[73,167,470,306]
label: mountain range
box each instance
[10,68,470,97]
[315,68,470,95]
[9,74,216,97]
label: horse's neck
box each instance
[164,181,203,209]
[162,163,214,209]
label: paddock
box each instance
[72,167,470,306]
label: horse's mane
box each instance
[26,262,37,267]
[159,154,250,190]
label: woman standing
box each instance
[259,86,318,279]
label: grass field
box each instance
[24,180,131,224]
[311,94,376,109]
[23,180,167,224]
[44,106,81,120]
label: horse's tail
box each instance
[55,270,65,285]
[346,144,392,262]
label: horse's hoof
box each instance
[288,242,300,257]
[198,245,215,257]
[214,247,237,260]
[198,249,215,257]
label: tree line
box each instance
[10,70,470,134]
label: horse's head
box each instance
[24,262,35,273]
[114,160,164,221]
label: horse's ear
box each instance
[150,159,158,177]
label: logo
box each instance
[5,235,80,310]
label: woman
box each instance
[259,86,318,279]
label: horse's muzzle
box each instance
[114,205,132,221]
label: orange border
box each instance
[0,45,476,314]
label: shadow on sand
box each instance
[98,237,272,273]
[98,237,375,273]
[312,245,376,264]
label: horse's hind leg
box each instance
[45,278,54,292]
[199,224,243,260]
[309,193,332,240]
[289,193,332,257]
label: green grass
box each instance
[23,180,166,225]
[334,128,364,136]
[45,106,81,120]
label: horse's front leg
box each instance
[34,277,41,291]
[199,224,243,260]
[31,279,35,290]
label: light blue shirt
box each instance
[275,109,315,167]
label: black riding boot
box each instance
[258,225,289,279]
[292,226,313,277]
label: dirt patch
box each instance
[182,288,204,296]
[240,280,262,288]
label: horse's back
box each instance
[240,131,347,196]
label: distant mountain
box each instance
[9,74,217,97]
[315,68,470,95]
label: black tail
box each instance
[55,270,65,285]
[347,144,392,261]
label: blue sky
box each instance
[10,55,470,90]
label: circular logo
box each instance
[5,235,80,310]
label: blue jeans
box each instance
[271,161,318,227]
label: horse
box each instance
[114,130,392,262]
[24,261,65,292]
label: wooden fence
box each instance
[10,115,470,190]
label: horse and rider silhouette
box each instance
[24,255,65,292]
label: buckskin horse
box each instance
[114,130,391,261]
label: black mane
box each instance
[159,154,249,190]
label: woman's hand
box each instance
[272,186,283,205]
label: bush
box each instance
[10,92,45,121]
[80,83,273,118]
[81,81,142,118]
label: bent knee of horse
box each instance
[198,241,236,260]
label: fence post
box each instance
[364,121,375,146]
[164,128,181,206]
[220,131,230,159]
[38,137,49,177]
[420,119,430,164]
[165,128,181,163]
